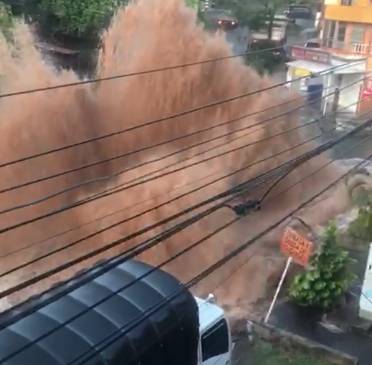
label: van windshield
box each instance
[201,319,229,362]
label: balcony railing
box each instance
[323,38,372,56]
[352,42,371,55]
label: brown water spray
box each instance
[0,0,346,314]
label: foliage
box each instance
[289,223,356,311]
[38,0,123,40]
[214,0,317,37]
[252,340,332,365]
[348,186,372,244]
[0,1,13,40]
[214,0,289,38]
[185,0,200,9]
[245,39,285,75]
[2,0,127,41]
[348,206,372,243]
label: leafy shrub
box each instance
[0,2,14,40]
[289,223,355,310]
[348,186,372,244]
[348,205,372,243]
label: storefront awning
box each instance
[286,60,331,74]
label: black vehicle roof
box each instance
[0,260,199,365]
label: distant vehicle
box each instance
[216,16,238,30]
[248,38,287,62]
[249,24,287,48]
[304,38,321,48]
[284,5,313,19]
[203,9,238,30]
[0,260,232,365]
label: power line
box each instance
[0,129,323,279]
[0,44,297,100]
[0,98,325,215]
[0,168,221,260]
[2,76,359,203]
[259,110,372,203]
[5,146,370,365]
[3,90,356,244]
[0,75,351,197]
[74,151,372,365]
[49,89,367,206]
[0,118,367,335]
[0,60,362,169]
[0,81,341,260]
[1,88,363,227]
[1,116,370,302]
[0,131,321,296]
[3,90,361,264]
[0,92,305,196]
[0,112,325,227]
[209,135,372,293]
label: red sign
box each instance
[362,88,372,99]
[290,46,331,65]
[280,227,314,267]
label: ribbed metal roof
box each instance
[0,260,199,365]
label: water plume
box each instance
[0,0,346,316]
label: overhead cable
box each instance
[1,116,371,301]
[0,44,298,100]
[4,145,371,365]
[2,75,364,203]
[0,60,362,169]
[72,152,372,365]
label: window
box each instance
[351,25,365,43]
[323,20,336,47]
[337,23,347,42]
[201,319,229,361]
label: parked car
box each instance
[203,9,238,30]
[216,15,238,30]
[304,38,321,48]
[284,5,313,19]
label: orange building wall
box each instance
[325,3,372,23]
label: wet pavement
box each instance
[269,300,372,365]
[298,106,372,161]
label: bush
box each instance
[0,1,13,40]
[348,205,372,243]
[348,186,372,244]
[289,223,356,310]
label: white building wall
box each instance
[338,73,363,113]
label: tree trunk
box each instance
[267,11,274,40]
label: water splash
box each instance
[0,0,343,315]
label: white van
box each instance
[196,295,232,365]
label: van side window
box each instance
[201,319,229,361]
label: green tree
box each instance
[38,0,122,40]
[2,0,127,42]
[214,0,289,37]
[214,0,318,38]
[0,1,13,40]
[289,223,356,311]
[186,0,200,10]
[348,186,372,244]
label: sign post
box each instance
[264,227,314,324]
[264,256,293,324]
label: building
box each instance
[286,0,371,114]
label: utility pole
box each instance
[332,87,340,114]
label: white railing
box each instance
[323,38,372,56]
[352,42,371,55]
